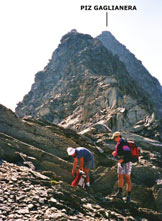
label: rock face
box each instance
[1,104,162,220]
[97,31,162,118]
[15,30,162,139]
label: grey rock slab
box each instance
[16,207,29,214]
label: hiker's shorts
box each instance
[117,162,132,175]
[84,156,95,169]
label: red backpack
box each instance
[127,140,140,163]
[71,170,86,188]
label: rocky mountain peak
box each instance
[15,31,162,141]
[60,29,93,44]
[97,31,162,118]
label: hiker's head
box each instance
[111,131,121,142]
[67,147,76,156]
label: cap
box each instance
[67,147,75,155]
[111,131,121,139]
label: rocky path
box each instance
[0,160,162,221]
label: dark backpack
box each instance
[127,140,140,163]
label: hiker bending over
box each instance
[67,147,95,187]
[112,131,132,202]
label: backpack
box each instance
[127,140,140,163]
[71,170,86,188]
[77,171,86,188]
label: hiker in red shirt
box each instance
[67,147,95,187]
[112,131,132,202]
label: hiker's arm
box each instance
[112,151,118,158]
[118,159,124,163]
[79,157,84,171]
[72,158,78,175]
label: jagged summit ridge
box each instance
[97,31,162,118]
[15,30,161,140]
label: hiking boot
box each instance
[113,191,122,199]
[85,184,90,190]
[126,195,131,203]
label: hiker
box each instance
[111,131,132,202]
[67,147,95,187]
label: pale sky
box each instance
[0,0,162,111]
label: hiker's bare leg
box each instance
[125,174,132,192]
[83,168,90,183]
[118,174,124,188]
